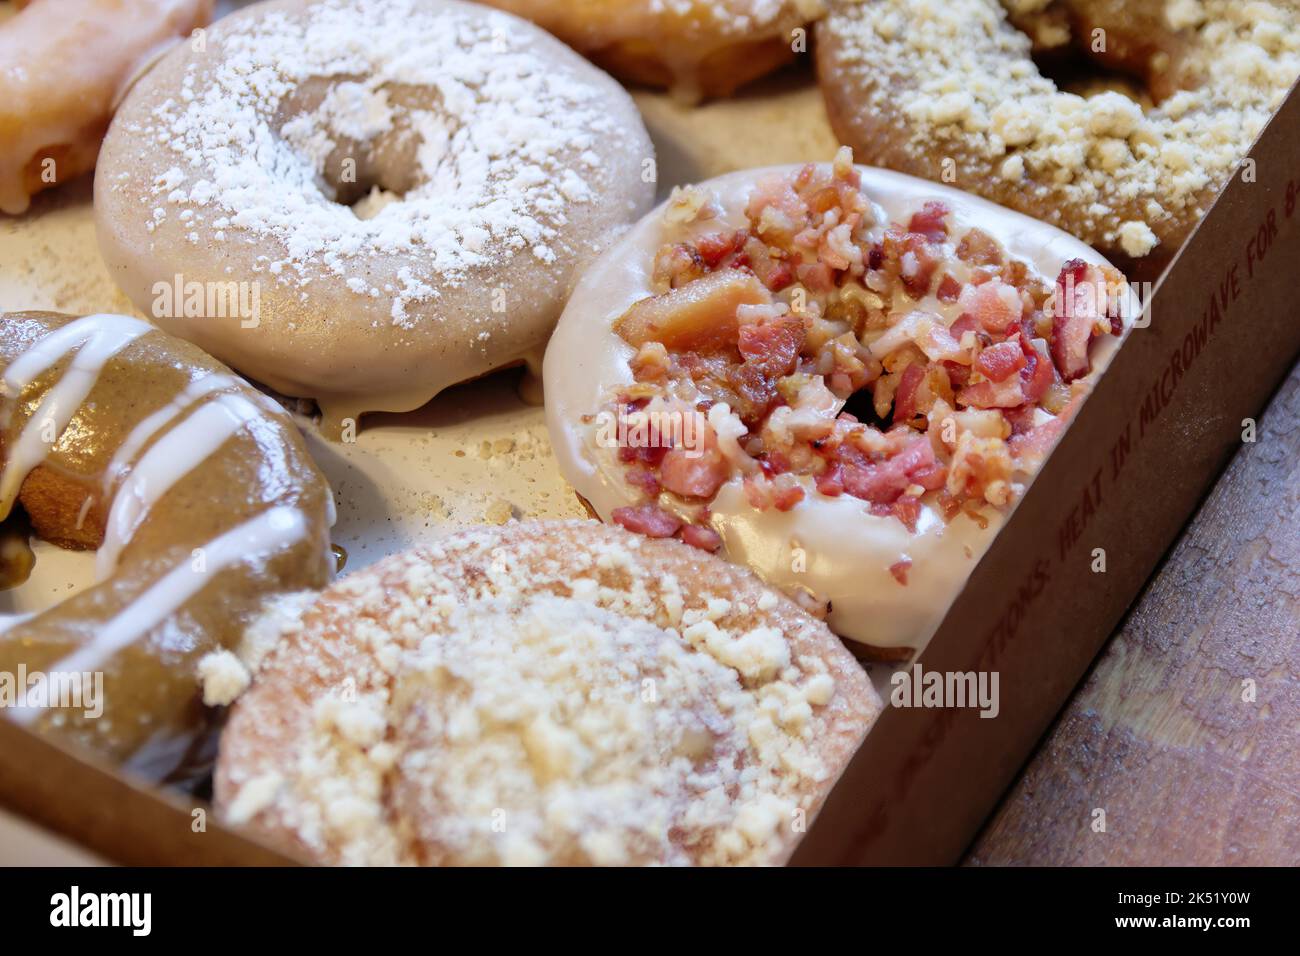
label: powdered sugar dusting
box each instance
[132,0,617,327]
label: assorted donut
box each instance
[545,154,1134,657]
[216,521,878,865]
[0,0,213,215]
[95,0,655,431]
[816,0,1300,274]
[0,311,334,780]
[0,0,1294,864]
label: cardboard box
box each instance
[1,68,1296,866]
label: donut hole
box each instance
[278,78,444,219]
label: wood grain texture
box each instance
[966,363,1300,866]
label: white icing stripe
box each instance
[0,314,152,518]
[0,612,36,636]
[9,506,307,723]
[96,392,267,579]
[103,371,242,495]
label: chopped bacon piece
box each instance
[975,340,1027,382]
[1008,415,1066,463]
[625,467,661,497]
[695,230,748,268]
[908,201,951,243]
[892,498,922,533]
[678,523,723,552]
[892,363,925,424]
[773,482,805,511]
[615,270,771,352]
[956,228,1004,266]
[1051,258,1097,382]
[936,274,962,303]
[1019,335,1055,404]
[959,278,1022,334]
[612,504,681,538]
[889,557,913,585]
[796,261,836,293]
[841,437,936,504]
[737,315,805,377]
[659,442,729,499]
[815,462,845,497]
[958,374,1026,409]
[900,234,940,297]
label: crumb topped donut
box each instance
[0,0,212,215]
[215,520,878,866]
[0,312,333,781]
[480,0,826,101]
[544,155,1135,657]
[94,0,654,431]
[816,0,1300,274]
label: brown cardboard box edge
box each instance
[1,84,1297,868]
[793,78,1300,865]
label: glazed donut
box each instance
[479,0,825,101]
[0,0,212,215]
[215,520,879,866]
[94,0,654,433]
[816,0,1300,274]
[0,312,333,780]
[544,154,1135,658]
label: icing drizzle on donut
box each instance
[0,314,152,518]
[11,506,308,723]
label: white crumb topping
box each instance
[131,0,617,327]
[197,649,251,707]
[825,0,1300,253]
[221,523,876,866]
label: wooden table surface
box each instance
[966,362,1300,866]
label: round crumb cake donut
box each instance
[816,0,1300,274]
[215,520,879,866]
[544,153,1135,658]
[479,0,826,101]
[0,0,212,215]
[94,0,655,432]
[0,312,333,781]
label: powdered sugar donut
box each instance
[94,0,654,432]
[480,0,826,101]
[544,154,1136,658]
[816,0,1300,275]
[215,520,879,866]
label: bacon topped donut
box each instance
[816,0,1300,275]
[0,312,334,780]
[544,152,1135,657]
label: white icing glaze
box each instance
[96,392,269,579]
[0,314,152,518]
[103,371,244,494]
[10,505,308,723]
[543,165,1135,653]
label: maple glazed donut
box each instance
[0,0,212,215]
[479,0,826,100]
[816,0,1300,274]
[94,0,655,431]
[215,520,880,866]
[544,154,1136,658]
[0,312,334,780]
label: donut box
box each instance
[0,0,1298,865]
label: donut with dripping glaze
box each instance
[0,311,334,782]
[543,157,1137,658]
[94,0,655,433]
